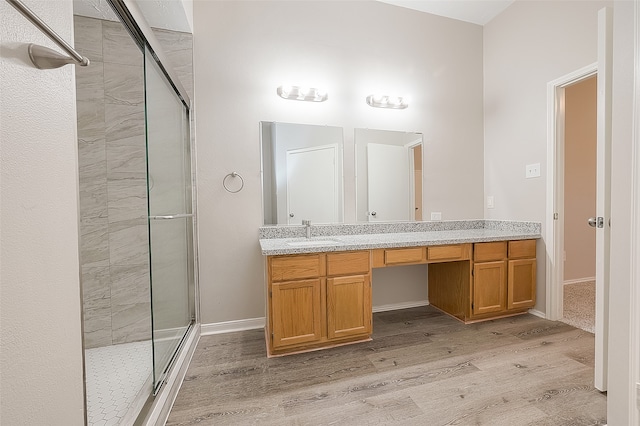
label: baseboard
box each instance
[201,317,265,335]
[200,304,431,335]
[372,300,429,313]
[563,277,596,285]
[528,309,546,319]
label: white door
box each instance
[286,144,338,225]
[367,143,410,222]
[593,7,613,392]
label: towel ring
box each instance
[223,172,244,193]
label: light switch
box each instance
[526,163,541,179]
[487,196,494,209]
[431,212,442,221]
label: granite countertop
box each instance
[259,220,541,256]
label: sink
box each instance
[287,239,340,247]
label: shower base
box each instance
[85,341,152,425]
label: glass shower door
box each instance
[144,46,194,391]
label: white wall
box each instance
[607,0,635,422]
[483,0,611,313]
[564,76,597,282]
[0,0,85,423]
[193,0,485,325]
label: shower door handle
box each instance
[149,213,194,220]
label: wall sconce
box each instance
[277,85,328,102]
[366,94,409,109]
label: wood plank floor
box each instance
[166,306,606,425]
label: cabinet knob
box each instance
[289,213,294,218]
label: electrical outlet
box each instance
[431,212,442,221]
[487,196,494,209]
[526,163,541,179]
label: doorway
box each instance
[560,75,597,333]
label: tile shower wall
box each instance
[75,16,195,349]
[75,16,150,349]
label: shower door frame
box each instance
[105,0,201,422]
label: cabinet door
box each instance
[327,275,372,340]
[508,259,536,310]
[473,261,506,315]
[271,279,322,349]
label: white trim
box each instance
[629,0,640,421]
[142,323,200,426]
[372,300,429,313]
[563,277,596,286]
[201,317,266,335]
[546,62,598,322]
[528,309,546,319]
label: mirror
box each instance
[261,122,344,225]
[355,128,423,222]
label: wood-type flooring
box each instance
[166,306,606,425]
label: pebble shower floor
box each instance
[85,341,152,425]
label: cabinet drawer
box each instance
[474,241,507,262]
[508,240,536,259]
[327,251,370,276]
[427,244,471,262]
[385,247,425,265]
[270,254,325,282]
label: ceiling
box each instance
[73,0,192,32]
[377,0,515,26]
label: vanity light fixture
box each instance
[366,94,409,109]
[277,85,328,102]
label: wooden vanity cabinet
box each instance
[507,240,536,310]
[266,251,371,356]
[469,240,536,321]
[472,242,507,317]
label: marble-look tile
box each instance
[77,99,105,140]
[102,20,143,67]
[79,178,108,225]
[78,135,107,181]
[107,175,148,223]
[108,220,150,265]
[75,60,104,102]
[104,102,145,142]
[80,219,110,268]
[106,134,147,178]
[151,29,194,100]
[104,62,143,106]
[111,301,152,345]
[82,266,111,307]
[74,16,103,62]
[84,316,113,349]
[82,266,112,349]
[110,264,150,307]
[152,29,193,54]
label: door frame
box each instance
[545,62,597,322]
[405,139,423,221]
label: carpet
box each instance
[560,280,596,334]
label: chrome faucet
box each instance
[302,220,311,238]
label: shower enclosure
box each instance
[74,0,196,424]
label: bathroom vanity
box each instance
[259,220,540,357]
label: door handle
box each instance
[588,216,604,228]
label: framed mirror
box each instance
[261,122,344,225]
[355,128,423,222]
